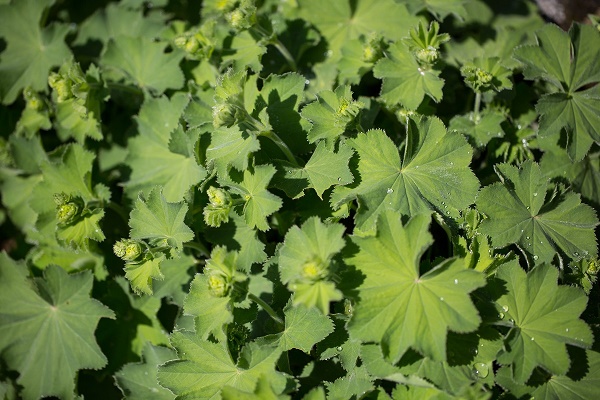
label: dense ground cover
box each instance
[0,0,599,398]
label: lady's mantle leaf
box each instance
[494,261,593,383]
[115,343,176,400]
[227,165,282,231]
[374,41,444,109]
[514,23,600,160]
[350,117,479,233]
[101,36,184,94]
[476,161,598,265]
[129,187,194,252]
[0,0,71,104]
[347,212,485,363]
[158,333,285,399]
[0,254,115,400]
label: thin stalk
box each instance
[248,293,284,327]
[106,201,129,223]
[272,40,298,72]
[259,130,300,167]
[184,241,210,257]
[473,91,482,121]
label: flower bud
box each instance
[415,46,439,65]
[207,186,231,207]
[48,73,73,102]
[114,239,144,261]
[208,273,229,297]
[301,258,327,281]
[212,102,237,127]
[57,202,81,225]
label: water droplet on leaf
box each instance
[472,362,489,378]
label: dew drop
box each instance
[337,177,342,182]
[387,188,394,194]
[526,236,530,240]
[566,328,569,332]
[305,79,310,85]
[440,297,444,301]
[441,201,445,206]
[498,312,505,319]
[533,255,539,261]
[502,305,509,313]
[472,348,478,355]
[144,372,148,376]
[454,279,458,284]
[526,206,530,210]
[415,165,419,169]
[574,252,580,257]
[472,362,489,379]
[533,192,538,197]
[336,346,343,351]
[446,211,450,215]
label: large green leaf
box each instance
[298,0,418,62]
[349,117,479,233]
[158,333,285,399]
[0,0,71,104]
[374,41,444,109]
[476,161,598,265]
[404,0,468,20]
[494,261,593,383]
[514,23,600,160]
[125,94,206,202]
[347,212,486,362]
[101,36,184,95]
[0,254,114,400]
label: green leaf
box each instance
[124,254,165,296]
[158,333,285,399]
[404,0,468,20]
[0,255,114,400]
[494,261,593,383]
[279,216,345,285]
[495,349,600,400]
[152,254,196,306]
[129,186,194,252]
[227,165,282,231]
[514,23,600,160]
[298,0,418,61]
[259,303,334,353]
[221,30,267,73]
[74,3,167,45]
[350,117,479,233]
[476,161,598,265]
[101,36,184,94]
[56,208,106,248]
[0,0,71,104]
[347,212,486,362]
[125,95,205,202]
[301,85,362,143]
[325,366,374,400]
[449,110,505,148]
[374,41,444,109]
[115,343,176,400]
[206,125,260,177]
[183,273,233,341]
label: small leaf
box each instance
[129,187,194,252]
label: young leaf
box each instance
[0,0,71,104]
[325,366,374,400]
[477,161,598,264]
[227,165,282,231]
[449,109,505,148]
[404,0,468,21]
[374,41,444,109]
[494,261,593,383]
[101,36,184,94]
[158,333,285,399]
[115,343,176,400]
[350,117,479,233]
[206,125,261,176]
[301,85,363,143]
[347,212,486,362]
[514,23,600,160]
[258,303,334,353]
[129,187,194,252]
[124,254,165,296]
[0,254,115,400]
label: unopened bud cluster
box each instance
[225,0,256,31]
[113,239,144,262]
[461,65,494,92]
[54,192,84,225]
[203,186,233,227]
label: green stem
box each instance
[272,40,298,72]
[248,293,284,327]
[259,130,300,167]
[184,241,210,257]
[473,91,482,120]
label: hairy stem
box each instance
[259,130,299,167]
[248,293,285,327]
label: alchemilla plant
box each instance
[0,0,599,398]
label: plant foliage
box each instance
[0,0,599,399]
